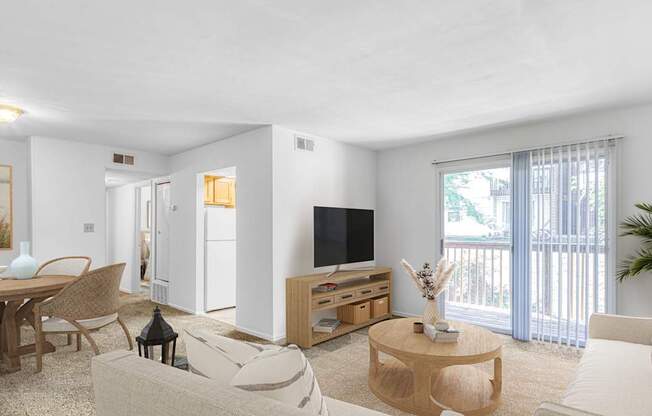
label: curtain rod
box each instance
[431,134,624,166]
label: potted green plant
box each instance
[618,202,652,281]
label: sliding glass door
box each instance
[438,139,616,344]
[440,160,512,333]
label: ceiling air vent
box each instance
[294,135,315,152]
[113,153,135,165]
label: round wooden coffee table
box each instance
[368,318,502,416]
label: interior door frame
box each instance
[132,180,153,295]
[435,154,512,331]
[150,176,171,295]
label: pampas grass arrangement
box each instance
[401,258,456,324]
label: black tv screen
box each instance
[314,206,374,268]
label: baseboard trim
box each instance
[167,302,199,315]
[392,310,420,318]
[235,325,274,342]
[270,333,287,344]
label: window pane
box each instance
[443,166,512,332]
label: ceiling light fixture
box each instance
[0,104,24,123]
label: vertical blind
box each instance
[511,152,530,341]
[525,139,616,346]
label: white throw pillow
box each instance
[183,328,281,385]
[230,345,328,416]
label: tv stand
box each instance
[286,267,392,348]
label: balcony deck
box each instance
[446,302,587,345]
[446,303,511,333]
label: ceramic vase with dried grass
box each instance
[400,258,456,325]
[422,298,440,325]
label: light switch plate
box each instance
[84,223,95,233]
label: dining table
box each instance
[0,275,76,372]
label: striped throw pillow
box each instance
[230,345,328,416]
[183,328,281,385]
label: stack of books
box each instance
[313,318,341,333]
[424,321,461,343]
[314,282,338,292]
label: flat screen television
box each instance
[314,206,374,268]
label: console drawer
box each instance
[356,287,375,298]
[335,291,356,303]
[312,296,334,309]
[374,283,390,294]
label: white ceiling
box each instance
[1,1,651,154]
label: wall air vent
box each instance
[151,280,169,305]
[294,135,315,152]
[113,153,135,165]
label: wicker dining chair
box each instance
[35,256,92,277]
[33,263,133,372]
[34,256,93,347]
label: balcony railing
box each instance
[444,241,511,310]
[489,178,510,197]
[444,239,606,338]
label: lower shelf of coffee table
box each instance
[369,356,500,416]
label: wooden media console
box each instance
[285,267,392,348]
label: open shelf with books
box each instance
[311,314,392,345]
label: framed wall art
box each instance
[0,165,12,250]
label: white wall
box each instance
[0,137,29,265]
[271,126,377,339]
[377,103,652,318]
[168,126,274,339]
[107,183,139,292]
[29,136,168,267]
[166,125,377,340]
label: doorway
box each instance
[439,159,512,333]
[198,167,237,325]
[105,169,157,295]
[148,177,172,305]
[136,184,152,294]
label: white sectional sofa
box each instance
[92,350,395,416]
[535,313,652,416]
[91,313,652,416]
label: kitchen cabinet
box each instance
[204,176,235,207]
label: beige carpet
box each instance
[0,293,581,415]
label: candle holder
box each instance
[136,306,178,365]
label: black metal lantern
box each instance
[136,306,178,365]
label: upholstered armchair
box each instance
[33,263,133,372]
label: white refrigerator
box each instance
[205,206,236,311]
